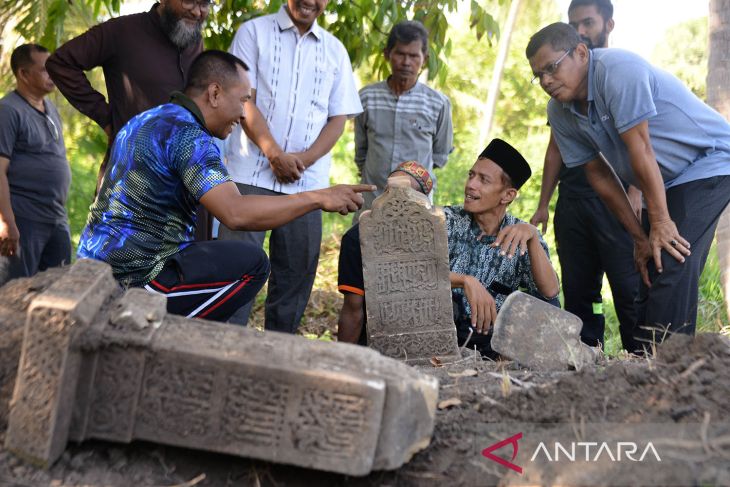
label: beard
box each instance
[160,4,203,49]
[581,25,608,49]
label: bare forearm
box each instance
[537,132,563,209]
[618,121,670,225]
[299,115,347,167]
[241,101,282,159]
[338,297,365,344]
[0,171,15,227]
[585,158,645,241]
[527,239,559,297]
[450,272,468,289]
[203,182,371,231]
[625,147,668,224]
[204,190,321,231]
[229,193,321,230]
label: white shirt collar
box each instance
[275,5,323,40]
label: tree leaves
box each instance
[3,0,500,85]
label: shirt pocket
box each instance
[410,112,435,136]
[311,64,336,115]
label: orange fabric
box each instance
[338,284,365,296]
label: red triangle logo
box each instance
[481,432,523,474]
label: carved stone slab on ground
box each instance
[491,291,597,370]
[5,259,120,467]
[5,260,439,476]
[359,179,460,365]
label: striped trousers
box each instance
[144,240,270,322]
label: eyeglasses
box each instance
[45,114,59,141]
[181,0,213,11]
[531,49,573,85]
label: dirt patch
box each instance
[1,271,729,486]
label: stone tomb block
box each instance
[360,179,459,364]
[5,260,439,476]
[491,291,596,370]
[5,259,120,466]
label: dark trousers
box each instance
[554,195,639,350]
[0,216,71,286]
[218,183,322,333]
[633,176,730,349]
[145,240,270,322]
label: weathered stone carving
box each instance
[491,291,597,370]
[360,178,460,365]
[5,259,119,466]
[5,260,439,476]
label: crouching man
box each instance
[446,139,560,358]
[77,50,372,322]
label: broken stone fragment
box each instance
[5,260,439,476]
[491,291,596,371]
[110,288,166,331]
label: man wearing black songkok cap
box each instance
[445,138,560,358]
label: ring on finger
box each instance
[670,239,678,247]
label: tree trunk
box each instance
[479,0,521,145]
[707,0,730,321]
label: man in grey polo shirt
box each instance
[526,23,730,350]
[356,20,453,211]
[0,44,71,285]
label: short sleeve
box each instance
[175,129,230,201]
[337,226,364,295]
[230,20,259,90]
[597,58,657,133]
[327,43,363,118]
[0,103,20,159]
[547,99,599,168]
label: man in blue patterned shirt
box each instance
[446,139,560,357]
[78,50,372,322]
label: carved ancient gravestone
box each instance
[491,291,597,370]
[5,259,439,476]
[359,178,460,365]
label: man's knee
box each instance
[240,242,270,280]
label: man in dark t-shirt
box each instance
[0,45,71,285]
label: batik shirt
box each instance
[444,206,555,318]
[77,93,230,287]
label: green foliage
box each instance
[2,0,500,83]
[696,246,729,332]
[652,17,708,100]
